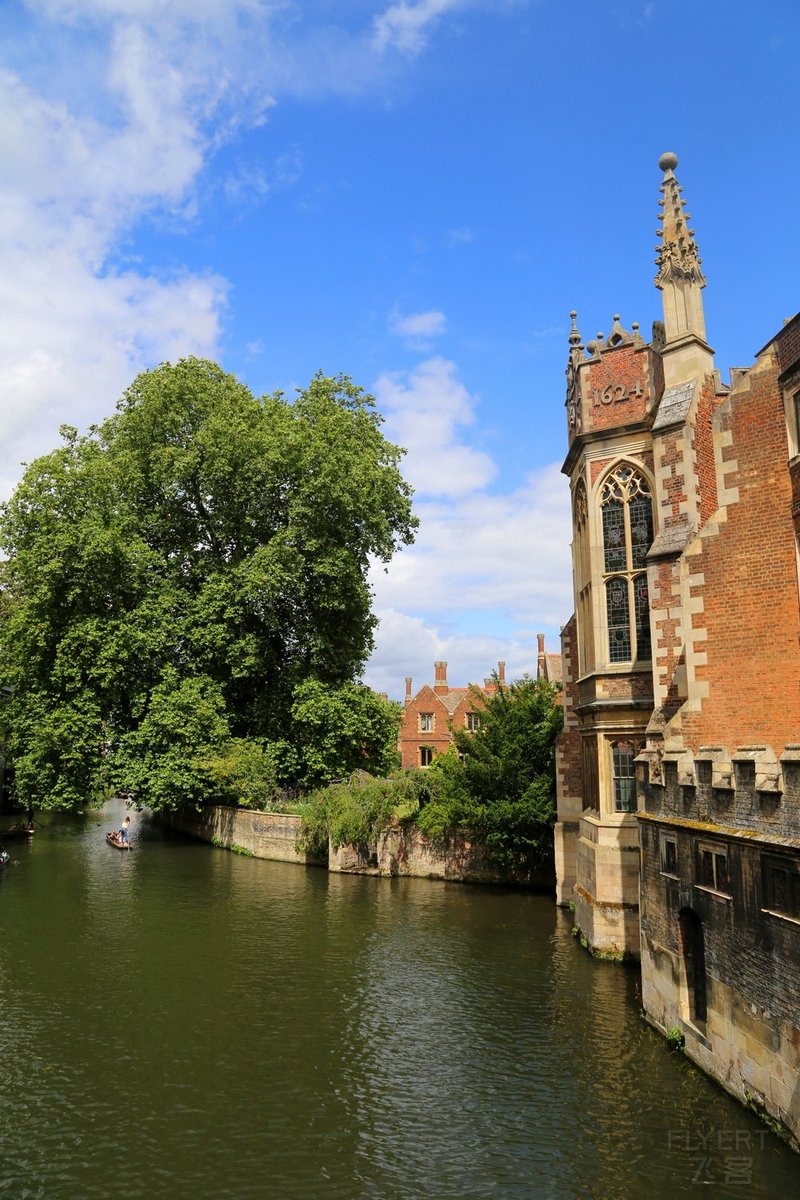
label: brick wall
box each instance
[773,312,800,375]
[638,747,800,1144]
[555,614,583,818]
[581,343,653,434]
[399,685,465,769]
[679,352,800,755]
[399,679,493,769]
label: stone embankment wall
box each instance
[166,806,324,866]
[168,806,555,890]
[331,822,555,889]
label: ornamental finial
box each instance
[568,310,582,348]
[655,153,705,292]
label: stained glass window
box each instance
[630,493,654,568]
[599,465,654,663]
[634,574,651,660]
[606,577,631,662]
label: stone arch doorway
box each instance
[678,907,707,1025]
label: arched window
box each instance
[573,480,593,673]
[600,465,653,663]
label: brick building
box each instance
[399,641,561,770]
[554,152,800,1144]
[398,661,504,769]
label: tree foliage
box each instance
[274,679,401,791]
[0,360,415,812]
[299,676,563,879]
[417,675,563,873]
[299,769,430,859]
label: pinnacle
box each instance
[655,154,706,292]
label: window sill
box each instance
[582,809,639,825]
[660,870,680,881]
[761,907,800,928]
[597,661,653,675]
[693,884,732,902]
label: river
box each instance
[0,803,797,1199]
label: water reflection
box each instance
[0,809,796,1198]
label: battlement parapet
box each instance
[635,743,800,838]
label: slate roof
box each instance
[652,380,695,430]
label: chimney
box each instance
[537,634,546,679]
[498,660,506,685]
[404,677,412,706]
[434,661,448,694]
[378,692,388,703]
[484,677,495,691]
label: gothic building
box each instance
[554,153,800,1145]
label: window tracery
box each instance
[599,465,653,664]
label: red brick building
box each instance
[399,661,504,769]
[399,640,562,770]
[554,151,800,1145]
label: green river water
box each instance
[0,803,797,1199]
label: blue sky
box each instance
[0,0,798,699]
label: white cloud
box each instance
[0,2,515,501]
[374,357,495,497]
[446,226,474,245]
[223,161,271,207]
[363,608,542,700]
[369,460,572,621]
[373,0,467,55]
[1,2,565,700]
[365,356,573,697]
[0,1,282,498]
[388,308,447,339]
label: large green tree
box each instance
[417,675,564,874]
[0,360,415,812]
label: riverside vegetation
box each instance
[299,675,563,879]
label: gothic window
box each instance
[419,747,434,767]
[419,712,434,733]
[465,712,481,731]
[573,480,594,673]
[600,465,654,664]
